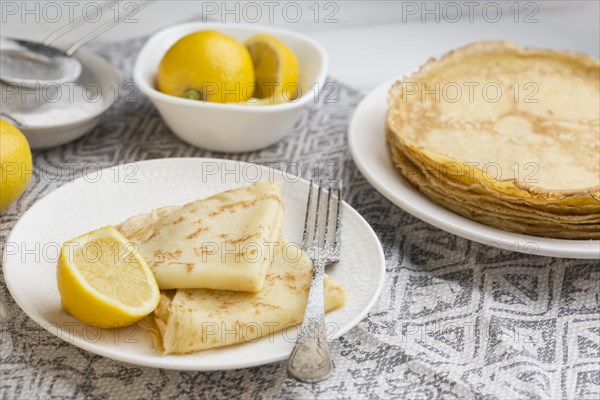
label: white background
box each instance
[1,0,599,91]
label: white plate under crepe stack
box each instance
[386,41,600,239]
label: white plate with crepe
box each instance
[349,76,600,259]
[4,158,385,370]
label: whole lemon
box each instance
[157,31,255,103]
[0,120,32,212]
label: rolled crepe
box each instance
[117,182,284,292]
[141,239,346,354]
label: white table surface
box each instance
[2,1,599,92]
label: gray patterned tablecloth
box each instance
[1,36,599,400]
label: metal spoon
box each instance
[0,38,81,87]
[0,0,149,88]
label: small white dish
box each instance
[3,158,385,370]
[349,76,600,259]
[1,49,120,150]
[133,23,328,153]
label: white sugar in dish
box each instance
[1,81,107,127]
[0,48,120,149]
[3,85,104,128]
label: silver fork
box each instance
[287,178,342,383]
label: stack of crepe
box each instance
[386,41,600,239]
[117,182,346,354]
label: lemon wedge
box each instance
[57,226,160,328]
[245,34,300,105]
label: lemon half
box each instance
[245,34,300,105]
[57,226,160,328]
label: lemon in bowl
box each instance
[157,31,255,103]
[0,120,32,212]
[134,23,328,152]
[245,34,300,105]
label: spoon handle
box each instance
[66,1,152,56]
[43,1,118,46]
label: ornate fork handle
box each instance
[287,261,332,383]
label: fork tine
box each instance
[302,178,316,250]
[323,183,334,255]
[312,181,324,253]
[331,183,343,261]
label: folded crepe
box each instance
[141,239,346,354]
[116,183,346,354]
[117,182,284,292]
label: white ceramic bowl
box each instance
[133,23,328,153]
[1,49,119,150]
